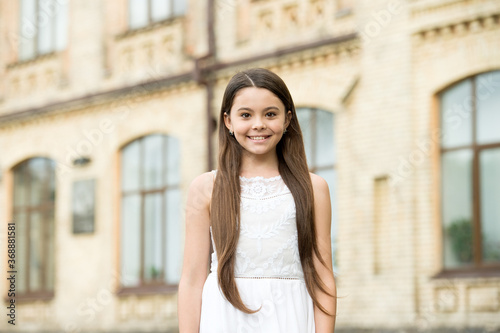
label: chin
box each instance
[243,147,275,155]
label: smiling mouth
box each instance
[248,135,271,141]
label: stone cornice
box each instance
[0,32,359,127]
[409,0,500,39]
[412,13,500,43]
[0,71,194,128]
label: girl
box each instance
[178,68,336,332]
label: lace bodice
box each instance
[210,173,304,279]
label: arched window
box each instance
[296,108,337,268]
[439,70,500,271]
[13,157,56,297]
[120,134,181,290]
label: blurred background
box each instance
[0,0,499,332]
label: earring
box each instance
[284,128,287,134]
[229,129,234,136]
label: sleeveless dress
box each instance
[199,173,316,332]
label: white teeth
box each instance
[250,136,266,140]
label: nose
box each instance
[252,116,267,130]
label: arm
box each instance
[311,173,337,333]
[178,172,213,333]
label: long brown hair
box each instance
[211,68,334,315]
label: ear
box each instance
[285,110,292,128]
[224,112,232,131]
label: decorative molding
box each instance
[434,286,459,313]
[0,30,358,127]
[430,279,500,316]
[412,14,500,43]
[467,286,500,312]
[236,0,355,47]
[116,295,175,321]
[410,0,500,23]
[410,0,469,19]
[4,53,65,99]
[212,36,359,89]
[111,19,186,81]
[17,300,54,322]
[0,71,193,128]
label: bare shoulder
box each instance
[190,171,215,191]
[309,172,330,196]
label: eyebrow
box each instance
[236,106,281,112]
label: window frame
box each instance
[117,134,180,295]
[10,158,56,300]
[436,72,500,277]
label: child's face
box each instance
[225,87,291,159]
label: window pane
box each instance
[45,209,55,290]
[173,0,186,16]
[38,0,55,54]
[54,0,68,51]
[165,188,181,284]
[14,164,27,207]
[442,150,474,268]
[297,109,313,166]
[19,0,37,61]
[129,0,148,29]
[121,140,141,192]
[480,148,500,263]
[15,212,27,293]
[29,158,48,206]
[152,0,171,21]
[29,211,43,291]
[315,110,335,167]
[143,135,164,190]
[440,80,473,149]
[121,194,141,286]
[476,71,500,145]
[144,193,163,282]
[166,136,180,186]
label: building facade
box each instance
[0,0,499,332]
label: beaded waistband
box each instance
[234,275,303,280]
[208,272,304,281]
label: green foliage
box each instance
[150,266,160,279]
[447,218,473,263]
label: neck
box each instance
[240,150,280,178]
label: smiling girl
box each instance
[178,68,336,332]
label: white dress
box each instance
[199,174,316,332]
